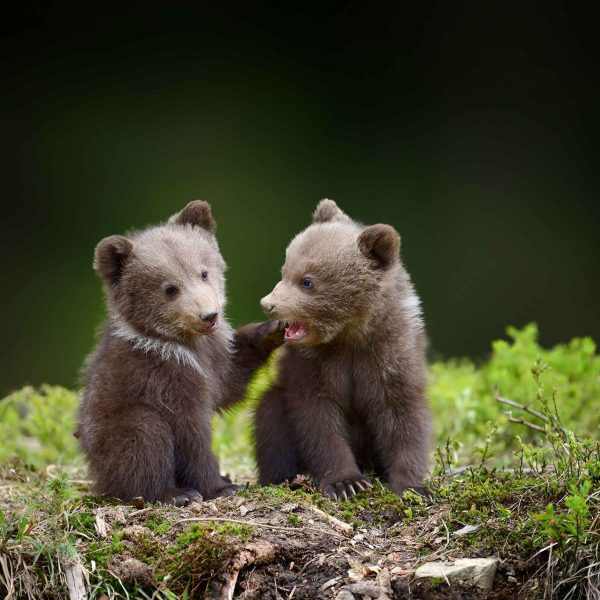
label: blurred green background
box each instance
[1,1,598,395]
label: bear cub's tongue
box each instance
[284,321,307,341]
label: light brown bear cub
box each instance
[255,199,431,500]
[78,201,282,505]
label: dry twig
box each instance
[176,516,344,539]
[306,505,354,536]
[507,416,546,433]
[495,389,548,423]
[60,557,88,600]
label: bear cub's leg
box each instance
[173,409,239,500]
[290,393,372,500]
[368,404,431,498]
[89,406,204,506]
[254,386,300,485]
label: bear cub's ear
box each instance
[312,199,351,224]
[169,200,217,232]
[94,235,134,286]
[358,224,400,269]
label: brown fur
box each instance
[255,199,431,499]
[78,201,282,505]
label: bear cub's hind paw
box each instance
[322,476,373,501]
[214,483,241,498]
[168,488,203,506]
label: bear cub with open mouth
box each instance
[78,201,282,505]
[255,199,431,499]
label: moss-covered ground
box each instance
[0,325,599,598]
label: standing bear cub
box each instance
[255,199,431,500]
[79,201,282,505]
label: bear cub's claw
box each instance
[170,488,203,506]
[322,476,373,501]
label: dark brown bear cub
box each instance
[255,199,431,500]
[79,201,282,505]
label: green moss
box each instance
[214,522,254,541]
[130,531,163,563]
[87,533,126,568]
[171,524,209,550]
[171,522,254,549]
[145,514,173,535]
[321,484,427,527]
[80,520,253,597]
[287,514,301,526]
[157,524,235,595]
[242,480,427,528]
[68,510,96,537]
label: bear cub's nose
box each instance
[260,298,274,314]
[200,309,218,323]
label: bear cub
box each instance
[255,199,431,500]
[79,201,282,505]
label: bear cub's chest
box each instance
[321,349,386,410]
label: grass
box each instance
[0,324,599,598]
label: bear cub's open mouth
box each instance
[283,320,307,341]
[191,319,218,336]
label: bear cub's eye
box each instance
[201,270,208,281]
[301,277,314,289]
[164,284,179,298]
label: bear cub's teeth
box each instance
[284,321,308,341]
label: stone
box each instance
[415,557,498,591]
[453,524,479,537]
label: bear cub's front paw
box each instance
[255,320,286,354]
[322,475,373,501]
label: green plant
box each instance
[429,324,600,464]
[536,481,591,556]
[0,508,31,550]
[0,385,80,466]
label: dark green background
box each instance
[1,2,598,395]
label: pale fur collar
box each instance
[111,315,208,375]
[401,290,423,325]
